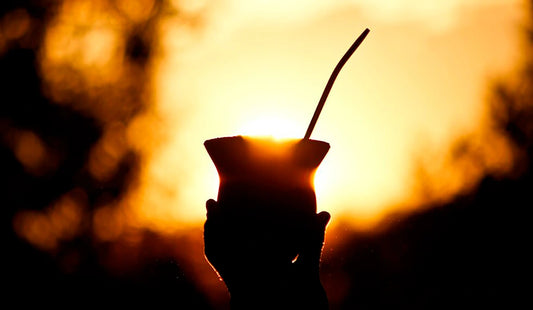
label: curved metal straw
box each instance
[304,28,370,140]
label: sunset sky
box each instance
[30,0,525,233]
[127,0,523,230]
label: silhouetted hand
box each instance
[204,199,330,310]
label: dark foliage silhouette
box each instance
[321,2,533,309]
[1,1,211,308]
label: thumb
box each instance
[205,199,220,219]
[316,211,331,232]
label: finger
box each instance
[206,199,219,219]
[317,211,331,230]
[204,199,222,261]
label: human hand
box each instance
[204,199,330,309]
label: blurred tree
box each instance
[489,1,533,177]
[1,0,212,308]
[323,1,533,309]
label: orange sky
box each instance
[126,0,526,230]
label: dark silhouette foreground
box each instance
[204,199,330,310]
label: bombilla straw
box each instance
[303,28,370,140]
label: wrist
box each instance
[227,278,328,310]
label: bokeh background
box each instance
[2,0,531,308]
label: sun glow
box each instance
[239,116,303,140]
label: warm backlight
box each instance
[239,116,302,140]
[12,0,523,247]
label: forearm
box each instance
[228,279,328,310]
